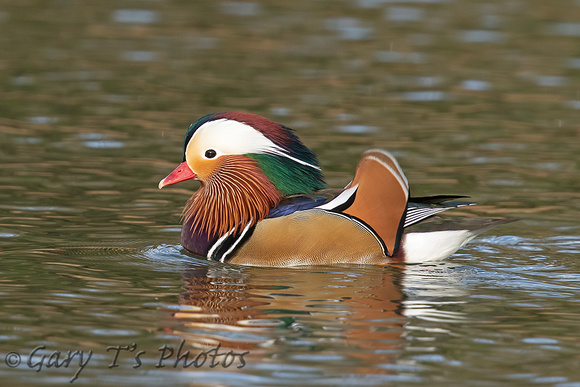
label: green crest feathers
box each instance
[248,153,325,196]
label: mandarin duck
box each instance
[159,112,512,267]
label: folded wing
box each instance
[340,150,409,256]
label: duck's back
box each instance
[229,150,410,266]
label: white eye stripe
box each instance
[186,118,278,158]
[185,118,320,170]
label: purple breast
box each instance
[180,219,218,257]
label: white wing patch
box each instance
[315,184,358,211]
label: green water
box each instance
[1,1,579,385]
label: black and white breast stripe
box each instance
[206,222,255,263]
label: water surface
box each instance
[1,1,579,385]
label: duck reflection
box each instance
[172,261,408,374]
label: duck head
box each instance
[159,112,325,240]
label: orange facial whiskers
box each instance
[183,155,282,238]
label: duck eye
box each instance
[204,149,217,159]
